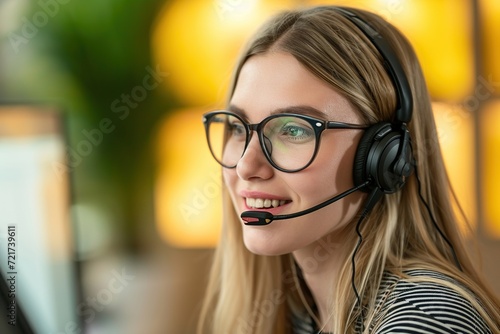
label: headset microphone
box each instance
[241,180,371,225]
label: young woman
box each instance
[197,6,500,334]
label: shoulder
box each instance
[370,269,492,334]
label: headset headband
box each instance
[335,8,413,124]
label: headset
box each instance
[333,8,415,195]
[337,4,461,251]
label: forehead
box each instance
[230,52,361,123]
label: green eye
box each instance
[279,124,314,142]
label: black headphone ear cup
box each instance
[353,122,413,193]
[353,122,390,192]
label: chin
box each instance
[242,226,295,256]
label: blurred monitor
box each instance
[0,104,81,334]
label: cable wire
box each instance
[351,187,383,333]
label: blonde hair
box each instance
[197,6,500,334]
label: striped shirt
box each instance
[292,269,493,334]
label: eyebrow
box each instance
[227,104,330,120]
[227,104,246,117]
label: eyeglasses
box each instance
[202,110,368,173]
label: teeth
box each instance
[255,198,264,208]
[246,198,287,209]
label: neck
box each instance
[292,232,348,331]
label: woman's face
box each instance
[224,52,366,256]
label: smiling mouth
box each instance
[245,198,291,209]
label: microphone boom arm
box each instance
[241,180,371,225]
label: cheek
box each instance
[331,135,359,189]
[222,169,230,185]
[222,168,241,210]
[302,132,360,195]
[222,169,235,194]
[289,132,364,232]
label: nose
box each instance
[236,134,274,181]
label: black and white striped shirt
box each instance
[292,269,493,334]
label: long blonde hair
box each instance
[197,6,500,334]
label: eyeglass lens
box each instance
[206,113,317,171]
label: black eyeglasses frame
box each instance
[202,110,368,173]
